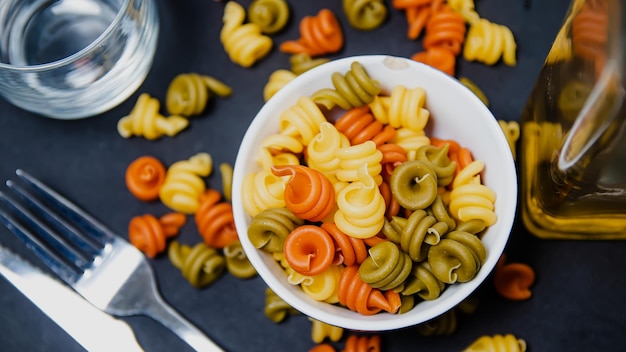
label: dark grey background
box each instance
[1,0,625,351]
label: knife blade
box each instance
[0,245,144,352]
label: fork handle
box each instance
[144,295,224,352]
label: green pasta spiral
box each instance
[248,207,303,253]
[426,195,457,232]
[416,309,458,336]
[401,261,445,300]
[311,61,381,110]
[389,160,439,210]
[414,144,457,187]
[384,210,448,262]
[358,241,412,291]
[427,230,487,284]
[168,241,226,288]
[289,53,330,75]
[224,240,257,279]
[264,287,298,323]
[247,0,290,35]
[343,0,387,31]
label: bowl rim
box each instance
[233,54,517,331]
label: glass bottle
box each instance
[520,0,626,239]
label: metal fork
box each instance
[0,170,223,352]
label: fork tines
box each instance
[0,170,113,284]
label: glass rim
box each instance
[0,0,132,72]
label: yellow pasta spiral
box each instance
[247,0,290,34]
[336,140,383,185]
[220,1,273,68]
[168,241,225,288]
[390,127,431,160]
[279,96,328,146]
[307,122,351,184]
[310,318,344,343]
[463,18,517,66]
[159,153,213,214]
[166,73,232,116]
[463,334,527,352]
[388,85,430,131]
[343,0,387,31]
[241,170,286,217]
[263,69,297,101]
[334,164,386,239]
[448,0,480,25]
[311,61,381,110]
[117,93,189,140]
[498,120,520,160]
[301,264,343,303]
[449,160,497,226]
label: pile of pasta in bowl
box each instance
[232,55,517,331]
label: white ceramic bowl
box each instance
[232,55,517,331]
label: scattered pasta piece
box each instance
[247,0,290,34]
[463,18,517,66]
[264,287,299,323]
[310,318,343,343]
[494,255,535,301]
[343,334,382,352]
[309,344,336,352]
[224,240,257,279]
[195,188,238,248]
[463,333,527,352]
[128,213,186,258]
[290,53,330,75]
[168,241,226,288]
[280,9,344,57]
[220,162,234,201]
[159,152,213,214]
[343,0,388,31]
[117,93,189,140]
[125,156,166,201]
[221,1,273,68]
[166,73,232,116]
[264,69,298,101]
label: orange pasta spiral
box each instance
[279,9,344,57]
[423,5,466,55]
[321,222,368,266]
[412,46,457,76]
[338,265,401,315]
[271,165,336,222]
[334,106,396,146]
[128,213,186,258]
[343,334,382,352]
[378,143,408,182]
[195,189,238,248]
[125,156,166,201]
[572,0,608,67]
[493,255,535,301]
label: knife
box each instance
[0,245,144,352]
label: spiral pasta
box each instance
[310,318,343,343]
[338,265,401,315]
[279,9,344,57]
[279,96,328,146]
[416,308,458,336]
[311,61,381,110]
[264,287,298,323]
[301,264,343,303]
[195,188,238,248]
[422,5,466,56]
[401,261,445,300]
[463,334,527,352]
[289,53,330,75]
[125,156,166,202]
[248,207,303,253]
[247,0,290,34]
[117,93,189,140]
[128,213,186,258]
[498,120,520,160]
[264,69,297,101]
[321,222,368,267]
[428,229,486,284]
[415,144,457,186]
[165,73,232,116]
[449,160,497,226]
[307,122,351,183]
[358,241,412,291]
[412,46,457,76]
[343,334,382,352]
[271,165,336,222]
[334,164,386,239]
[572,0,608,64]
[384,210,447,262]
[447,0,480,24]
[343,0,387,31]
[224,240,257,279]
[378,143,408,183]
[159,152,213,214]
[335,106,396,146]
[168,241,226,288]
[241,169,286,217]
[463,18,517,66]
[493,255,535,301]
[336,140,383,185]
[389,160,439,210]
[283,225,335,276]
[389,127,431,160]
[220,1,273,68]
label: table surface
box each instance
[1,0,625,351]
